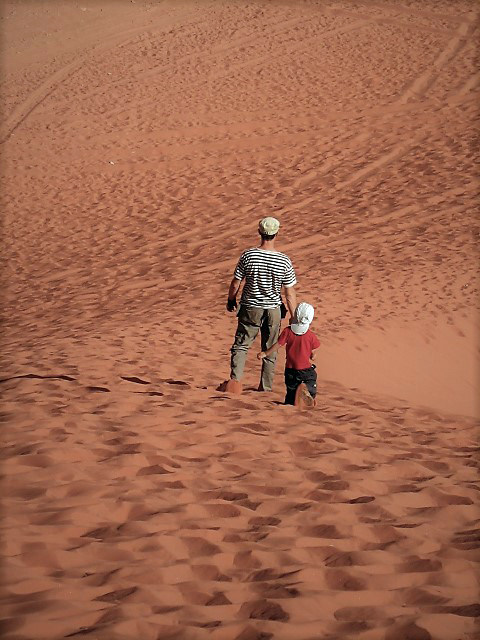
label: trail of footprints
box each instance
[1,374,479,639]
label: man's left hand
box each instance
[226,297,237,312]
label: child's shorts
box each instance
[284,365,317,405]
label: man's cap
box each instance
[258,217,280,235]
[290,302,314,336]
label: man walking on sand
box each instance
[223,217,297,394]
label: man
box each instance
[224,217,297,393]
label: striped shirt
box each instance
[234,247,297,309]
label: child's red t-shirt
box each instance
[277,327,320,370]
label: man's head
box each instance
[258,217,280,240]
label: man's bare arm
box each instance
[283,284,297,320]
[228,277,242,300]
[227,277,242,311]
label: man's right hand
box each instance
[226,297,237,312]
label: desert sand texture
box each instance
[1,1,480,639]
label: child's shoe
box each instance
[294,383,315,408]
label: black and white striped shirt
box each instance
[234,247,297,309]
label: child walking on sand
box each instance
[257,302,320,407]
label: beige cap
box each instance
[258,217,280,235]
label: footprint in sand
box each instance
[239,599,290,622]
[299,524,343,539]
[385,621,432,640]
[182,537,221,557]
[136,464,171,475]
[325,568,366,591]
[94,586,138,603]
[204,503,242,518]
[120,376,150,384]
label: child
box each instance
[257,302,320,406]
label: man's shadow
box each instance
[243,385,285,405]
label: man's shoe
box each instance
[224,379,243,394]
[294,383,315,408]
[257,384,271,392]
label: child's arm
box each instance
[257,341,283,360]
[310,347,318,361]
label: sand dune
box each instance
[1,1,479,639]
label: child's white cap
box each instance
[290,302,314,335]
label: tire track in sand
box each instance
[0,12,198,144]
[396,18,476,105]
[209,18,373,81]
[188,184,474,279]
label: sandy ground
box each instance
[1,1,479,639]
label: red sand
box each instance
[1,1,479,639]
